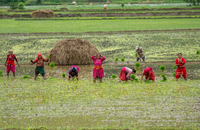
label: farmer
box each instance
[91,53,106,83]
[5,50,20,78]
[104,3,107,11]
[136,46,145,62]
[175,53,187,81]
[68,65,79,81]
[31,53,48,80]
[141,67,155,82]
[119,67,136,82]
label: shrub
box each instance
[23,75,31,79]
[10,2,18,10]
[173,72,176,77]
[49,62,55,67]
[0,9,6,14]
[121,58,125,62]
[172,65,177,69]
[160,65,165,72]
[196,50,200,54]
[17,2,25,9]
[62,73,66,78]
[115,57,118,62]
[112,74,117,79]
[161,74,167,82]
[135,62,140,68]
[130,74,135,80]
[121,3,124,8]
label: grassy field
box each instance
[0,3,192,10]
[0,31,200,64]
[0,78,199,129]
[0,19,200,34]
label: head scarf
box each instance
[9,50,13,53]
[34,53,44,62]
[144,67,152,74]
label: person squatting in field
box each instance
[68,65,79,81]
[136,46,145,62]
[31,53,48,80]
[91,53,106,83]
[5,50,20,78]
[119,67,136,82]
[175,53,187,81]
[141,67,155,83]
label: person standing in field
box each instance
[119,67,136,82]
[31,53,48,80]
[104,3,107,11]
[141,67,155,82]
[68,65,79,81]
[175,53,187,81]
[91,53,106,83]
[136,46,145,62]
[5,50,20,78]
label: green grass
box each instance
[0,78,199,129]
[0,19,200,34]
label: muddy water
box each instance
[0,62,200,80]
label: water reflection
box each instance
[0,62,199,80]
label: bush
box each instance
[23,75,31,79]
[172,65,177,69]
[196,50,200,54]
[0,9,6,14]
[17,2,25,9]
[112,74,117,79]
[49,62,55,67]
[161,74,167,82]
[173,72,176,77]
[10,2,18,9]
[135,62,140,68]
[115,57,118,62]
[121,58,125,62]
[121,3,124,7]
[160,65,165,72]
[130,74,135,80]
[62,73,66,78]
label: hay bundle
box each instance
[31,9,55,18]
[89,3,93,5]
[46,38,99,65]
[106,1,110,3]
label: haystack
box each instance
[46,38,99,65]
[31,9,55,18]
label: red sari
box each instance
[143,67,155,81]
[175,58,187,79]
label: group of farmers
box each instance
[5,46,187,82]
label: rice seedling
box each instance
[115,57,119,62]
[173,72,176,77]
[22,75,31,79]
[62,73,66,78]
[130,74,135,80]
[172,65,177,69]
[112,74,117,79]
[196,50,200,55]
[161,74,167,81]
[135,53,137,57]
[0,71,2,77]
[160,65,165,72]
[49,62,55,67]
[135,62,140,68]
[121,58,125,62]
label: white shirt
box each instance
[104,4,107,7]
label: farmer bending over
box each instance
[68,65,79,81]
[119,67,136,82]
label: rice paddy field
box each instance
[1,2,200,129]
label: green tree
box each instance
[18,2,25,9]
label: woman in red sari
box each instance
[141,67,155,83]
[175,53,187,81]
[5,50,20,78]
